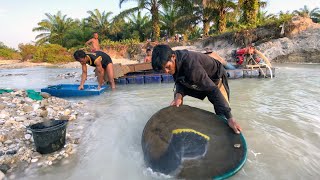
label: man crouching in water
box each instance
[73,50,116,90]
[151,45,242,134]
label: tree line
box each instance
[30,1,319,49]
[1,1,320,61]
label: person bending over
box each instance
[73,50,115,90]
[151,45,241,134]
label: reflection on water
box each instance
[1,64,320,179]
[0,66,95,90]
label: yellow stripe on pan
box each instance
[172,129,210,140]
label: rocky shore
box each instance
[0,90,95,179]
[198,16,320,63]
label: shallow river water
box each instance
[0,64,319,180]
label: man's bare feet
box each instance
[227,118,242,134]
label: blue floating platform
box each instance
[144,75,161,83]
[161,74,174,83]
[41,84,107,97]
[115,77,127,85]
[127,76,144,84]
[243,69,260,78]
[227,70,244,79]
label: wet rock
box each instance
[53,107,60,111]
[6,150,17,155]
[15,116,27,122]
[64,109,71,116]
[40,110,48,118]
[37,162,43,167]
[31,152,42,159]
[40,99,49,107]
[31,159,38,163]
[8,144,16,149]
[4,140,12,144]
[0,135,7,143]
[59,115,69,120]
[0,170,4,180]
[23,105,33,112]
[8,174,15,179]
[73,138,80,144]
[68,115,76,121]
[0,164,10,173]
[40,92,51,99]
[24,134,32,140]
[18,111,25,116]
[32,104,40,111]
[0,114,6,119]
[65,144,73,154]
[7,104,16,108]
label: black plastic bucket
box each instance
[28,120,68,154]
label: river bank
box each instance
[0,90,97,179]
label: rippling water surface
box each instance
[1,64,319,180]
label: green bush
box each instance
[32,44,73,63]
[0,48,21,60]
[18,44,37,61]
[121,39,141,59]
[100,39,141,59]
[0,49,13,59]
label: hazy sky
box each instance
[0,0,319,49]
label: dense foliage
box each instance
[1,2,319,63]
[0,42,21,60]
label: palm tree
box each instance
[63,19,94,49]
[109,17,128,41]
[174,0,216,37]
[119,0,168,41]
[86,9,113,39]
[160,3,181,37]
[33,11,75,46]
[126,11,151,41]
[293,5,311,17]
[257,10,276,24]
[310,8,320,23]
[238,0,267,26]
[294,6,320,23]
[212,0,237,33]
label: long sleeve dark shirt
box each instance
[173,50,232,119]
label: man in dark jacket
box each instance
[152,45,241,134]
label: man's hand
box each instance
[227,117,242,134]
[78,85,84,90]
[170,93,183,107]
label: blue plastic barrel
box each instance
[162,74,174,83]
[227,71,233,79]
[234,70,244,78]
[144,75,161,83]
[127,76,135,84]
[135,76,144,84]
[115,78,127,85]
[243,69,259,78]
[127,76,144,84]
